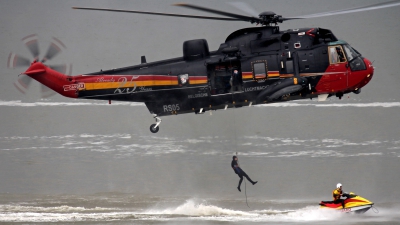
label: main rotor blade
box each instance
[294,0,400,19]
[22,34,39,60]
[173,3,262,23]
[227,2,259,18]
[72,7,239,21]
[42,37,66,63]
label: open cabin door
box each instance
[207,59,242,107]
[209,64,232,95]
[208,60,242,94]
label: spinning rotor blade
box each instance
[49,63,72,75]
[13,75,33,94]
[294,0,400,19]
[74,1,400,25]
[173,3,262,23]
[8,34,72,98]
[72,7,239,21]
[7,53,31,68]
[42,37,66,63]
[227,2,259,18]
[41,85,56,98]
[22,34,40,60]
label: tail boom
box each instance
[23,61,78,98]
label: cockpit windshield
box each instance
[343,44,366,71]
[343,45,360,62]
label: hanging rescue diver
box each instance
[231,155,257,192]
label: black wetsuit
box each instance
[231,157,256,189]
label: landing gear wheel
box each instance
[149,115,162,133]
[150,124,160,133]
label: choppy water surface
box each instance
[1,132,399,158]
[1,101,399,224]
[0,194,399,223]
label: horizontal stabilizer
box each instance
[24,68,46,75]
[23,62,47,76]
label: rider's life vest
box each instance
[332,188,342,200]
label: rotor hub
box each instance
[258,11,283,25]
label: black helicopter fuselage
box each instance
[71,26,372,116]
[21,0,399,133]
[23,26,373,133]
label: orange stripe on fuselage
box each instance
[85,80,178,90]
[243,71,280,80]
[190,79,207,84]
[189,76,207,84]
[81,75,208,91]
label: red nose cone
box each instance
[361,58,374,87]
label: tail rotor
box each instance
[22,34,40,61]
[42,37,66,63]
[13,75,33,94]
[7,34,72,98]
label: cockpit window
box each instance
[343,45,359,62]
[329,46,346,64]
[343,45,366,71]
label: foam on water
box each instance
[0,204,132,222]
[0,204,116,212]
[139,202,400,223]
[0,212,135,222]
[144,199,332,221]
[1,200,399,223]
[145,199,255,217]
[1,132,399,157]
[143,200,345,222]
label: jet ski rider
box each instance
[333,183,345,208]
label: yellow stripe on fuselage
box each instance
[85,80,178,90]
[268,72,280,77]
[83,79,207,91]
[242,74,253,79]
[243,72,280,80]
[190,79,207,84]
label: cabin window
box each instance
[251,61,268,81]
[328,46,346,64]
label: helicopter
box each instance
[9,1,400,133]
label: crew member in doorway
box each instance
[333,183,345,208]
[335,47,346,63]
[230,69,242,92]
[231,155,257,192]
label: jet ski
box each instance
[319,192,374,214]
